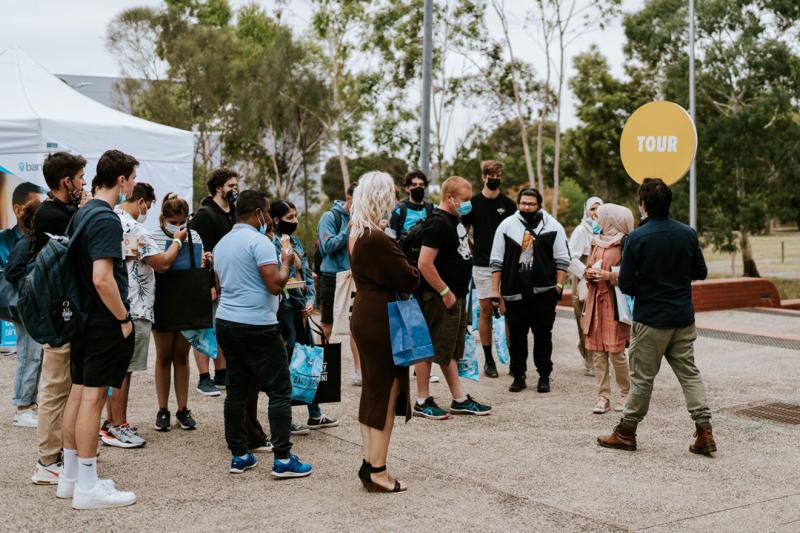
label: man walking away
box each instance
[461,160,517,378]
[317,182,362,385]
[58,149,138,509]
[490,188,570,394]
[598,178,716,455]
[190,167,238,394]
[215,190,312,478]
[30,152,88,486]
[413,176,491,420]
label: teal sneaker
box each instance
[271,454,313,479]
[450,395,492,416]
[413,397,449,420]
[230,452,257,474]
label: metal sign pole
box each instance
[688,0,697,229]
[420,0,433,175]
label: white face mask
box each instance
[137,202,148,224]
[165,223,185,235]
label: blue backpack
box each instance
[17,204,110,347]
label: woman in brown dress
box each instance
[349,171,420,493]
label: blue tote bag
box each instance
[458,330,479,381]
[388,294,435,367]
[290,342,324,404]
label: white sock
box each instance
[77,456,98,490]
[276,457,291,464]
[416,397,427,406]
[63,449,78,480]
[454,396,468,403]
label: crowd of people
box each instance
[0,151,717,508]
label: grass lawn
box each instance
[704,229,800,279]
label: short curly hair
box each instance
[207,168,239,196]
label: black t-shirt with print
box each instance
[461,191,517,266]
[420,209,473,297]
[69,199,129,326]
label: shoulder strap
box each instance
[398,202,408,229]
[332,208,343,233]
[424,201,433,216]
[66,205,114,253]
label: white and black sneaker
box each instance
[306,414,339,429]
[176,408,197,430]
[154,408,170,432]
[291,422,310,435]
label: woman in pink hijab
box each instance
[581,204,634,414]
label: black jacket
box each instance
[618,216,707,329]
[190,196,235,252]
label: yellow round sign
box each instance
[620,101,697,185]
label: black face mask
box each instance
[521,210,543,227]
[409,187,425,203]
[486,178,501,191]
[225,190,238,205]
[278,220,298,235]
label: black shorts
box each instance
[71,325,135,388]
[319,274,337,324]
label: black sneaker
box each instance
[213,373,226,389]
[537,377,551,393]
[412,397,449,420]
[306,414,339,429]
[509,375,527,392]
[176,408,197,430]
[484,363,499,378]
[450,394,492,416]
[154,408,170,432]
[196,377,220,397]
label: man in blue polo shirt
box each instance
[214,190,312,478]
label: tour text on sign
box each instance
[637,135,678,153]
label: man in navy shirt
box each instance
[598,178,716,456]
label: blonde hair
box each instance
[350,171,396,240]
[441,175,471,199]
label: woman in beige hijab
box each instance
[581,204,634,414]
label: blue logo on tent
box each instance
[18,162,25,172]
[46,142,58,149]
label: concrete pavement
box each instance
[1,310,799,531]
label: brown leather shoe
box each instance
[597,419,637,451]
[689,422,717,456]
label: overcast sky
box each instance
[3,0,645,157]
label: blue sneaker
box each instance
[413,397,449,420]
[450,394,492,416]
[230,453,257,474]
[271,454,313,478]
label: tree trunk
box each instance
[740,229,760,277]
[536,82,549,193]
[330,27,349,193]
[302,156,311,239]
[552,16,566,217]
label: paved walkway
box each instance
[1,310,799,531]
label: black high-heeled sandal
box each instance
[365,464,406,493]
[358,459,371,487]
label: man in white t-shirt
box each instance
[104,183,186,449]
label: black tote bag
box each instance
[291,317,341,405]
[153,229,213,332]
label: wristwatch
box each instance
[118,312,132,324]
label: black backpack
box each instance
[17,204,110,347]
[398,210,442,267]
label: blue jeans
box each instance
[13,323,43,407]
[280,307,322,419]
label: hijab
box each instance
[593,203,634,248]
[581,196,604,230]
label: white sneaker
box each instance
[429,375,440,383]
[72,479,136,510]
[351,373,362,387]
[13,409,38,428]
[56,476,76,499]
[615,394,628,412]
[32,460,62,485]
[592,397,611,414]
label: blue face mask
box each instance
[257,212,268,235]
[591,221,601,234]
[456,199,472,217]
[117,194,126,205]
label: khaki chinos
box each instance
[622,322,711,426]
[36,343,72,465]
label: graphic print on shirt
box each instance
[456,223,471,261]
[518,230,535,272]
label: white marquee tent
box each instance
[0,46,194,229]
